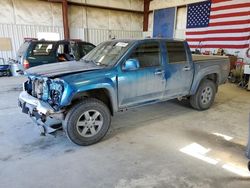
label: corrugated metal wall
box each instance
[0,24,143,61]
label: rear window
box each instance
[166,42,187,63]
[32,43,54,56]
[78,43,95,57]
[81,44,95,54]
[17,42,30,57]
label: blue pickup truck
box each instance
[18,39,230,146]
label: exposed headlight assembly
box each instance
[48,79,64,110]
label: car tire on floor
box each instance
[190,79,216,110]
[63,98,111,146]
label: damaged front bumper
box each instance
[18,91,64,135]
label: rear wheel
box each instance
[190,79,216,110]
[63,98,111,146]
[7,70,11,77]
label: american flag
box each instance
[186,0,250,51]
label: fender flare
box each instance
[190,69,220,95]
[71,83,118,113]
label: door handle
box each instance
[183,66,191,71]
[155,70,164,75]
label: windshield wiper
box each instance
[84,59,108,67]
[82,59,96,64]
[95,62,108,67]
[81,59,108,67]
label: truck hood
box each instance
[25,60,102,78]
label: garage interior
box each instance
[0,0,250,188]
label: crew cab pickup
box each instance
[18,39,230,146]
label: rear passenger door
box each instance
[118,41,166,108]
[164,41,194,98]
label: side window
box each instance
[32,43,53,56]
[129,42,160,68]
[166,42,187,63]
[57,44,64,54]
[57,44,70,54]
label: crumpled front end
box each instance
[18,76,66,135]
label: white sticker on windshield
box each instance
[115,42,128,47]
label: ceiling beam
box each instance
[40,0,144,14]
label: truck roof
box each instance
[109,38,185,43]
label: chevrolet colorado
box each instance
[18,39,230,146]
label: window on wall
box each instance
[175,6,187,39]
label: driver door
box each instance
[118,41,166,108]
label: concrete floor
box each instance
[0,76,250,188]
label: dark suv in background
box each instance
[16,39,95,71]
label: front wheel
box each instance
[190,79,216,110]
[63,98,111,146]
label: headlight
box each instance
[48,79,64,109]
[42,79,49,101]
[32,78,44,99]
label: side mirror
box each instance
[123,59,139,71]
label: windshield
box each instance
[82,41,131,67]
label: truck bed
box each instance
[192,54,229,62]
[190,54,230,94]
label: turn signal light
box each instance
[23,60,30,69]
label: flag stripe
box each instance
[187,41,250,45]
[211,3,250,12]
[188,40,249,45]
[187,36,250,42]
[211,0,250,7]
[210,11,250,19]
[186,34,249,40]
[188,44,249,49]
[186,33,250,39]
[209,19,250,26]
[212,0,232,4]
[209,15,250,23]
[210,7,250,15]
[186,28,250,35]
[187,24,250,31]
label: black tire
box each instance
[7,70,12,77]
[190,79,216,110]
[63,98,111,146]
[248,161,250,172]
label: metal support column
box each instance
[62,0,70,40]
[143,0,150,32]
